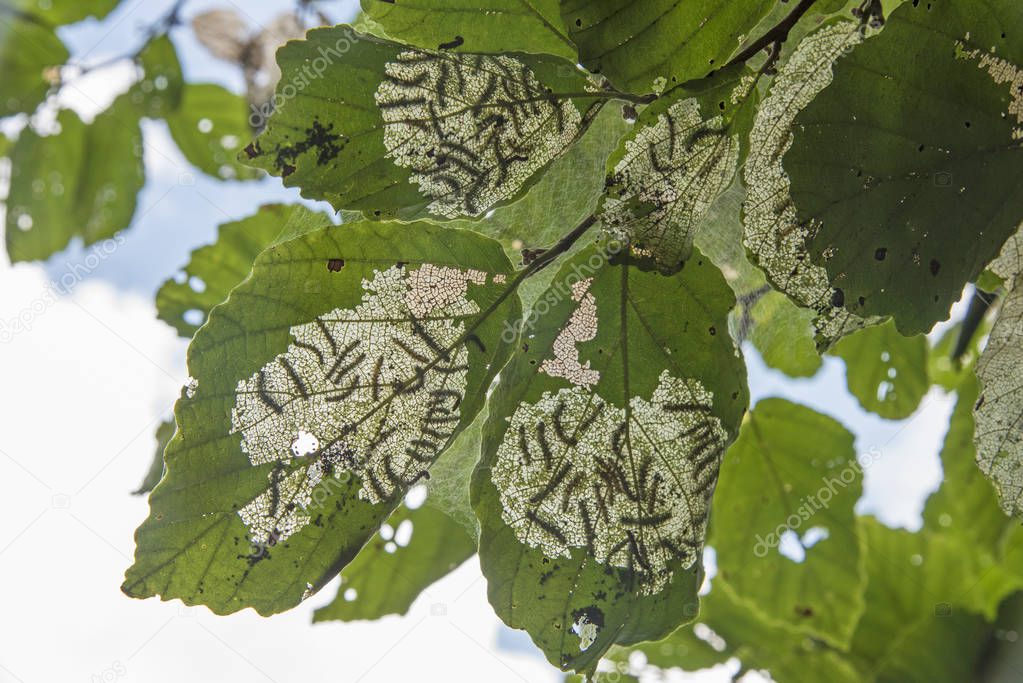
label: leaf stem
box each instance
[517,214,599,279]
[952,288,996,361]
[725,0,819,68]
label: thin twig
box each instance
[726,0,819,68]
[63,0,189,82]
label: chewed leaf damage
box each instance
[601,96,740,270]
[742,22,873,347]
[539,278,600,387]
[956,39,1023,141]
[231,264,489,545]
[375,51,582,218]
[491,370,728,594]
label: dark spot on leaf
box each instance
[831,289,845,308]
[795,605,814,617]
[929,259,941,276]
[575,18,582,26]
[273,119,345,173]
[875,247,887,261]
[438,35,464,50]
[858,296,866,306]
[572,605,605,629]
[244,142,261,159]
[708,326,716,336]
[327,258,345,272]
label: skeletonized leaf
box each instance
[446,103,631,256]
[473,245,747,672]
[446,103,632,311]
[560,0,775,95]
[244,25,604,220]
[711,399,865,647]
[987,223,1023,288]
[360,0,576,59]
[6,98,144,262]
[124,222,520,615]
[786,0,1023,334]
[313,504,474,621]
[975,277,1023,520]
[157,205,330,337]
[599,66,757,272]
[742,20,876,348]
[831,320,929,420]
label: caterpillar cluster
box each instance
[232,264,495,545]
[375,51,581,218]
[492,371,728,594]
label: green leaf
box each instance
[692,180,824,378]
[4,0,122,24]
[742,20,877,348]
[928,321,985,393]
[711,399,865,647]
[848,517,1017,682]
[473,245,747,671]
[745,290,823,378]
[361,0,576,59]
[124,221,520,615]
[156,205,330,337]
[633,578,863,682]
[6,98,145,262]
[786,0,1023,334]
[830,320,929,420]
[0,11,66,117]
[975,281,1023,520]
[245,25,605,220]
[131,34,184,118]
[560,0,774,94]
[423,405,486,538]
[313,503,474,621]
[598,66,757,272]
[167,84,262,181]
[923,374,1007,551]
[134,419,174,496]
